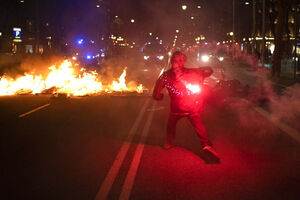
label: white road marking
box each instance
[253,106,300,143]
[18,103,50,118]
[147,106,164,111]
[211,69,299,142]
[119,101,156,200]
[240,98,300,143]
[94,98,150,200]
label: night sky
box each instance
[0,0,252,44]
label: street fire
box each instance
[110,67,128,92]
[0,60,145,96]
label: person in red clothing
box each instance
[153,51,219,161]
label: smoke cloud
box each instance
[209,43,300,136]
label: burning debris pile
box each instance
[0,60,145,96]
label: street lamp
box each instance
[182,5,187,10]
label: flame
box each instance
[137,84,144,93]
[44,61,103,96]
[110,67,128,91]
[0,60,145,96]
[0,74,44,95]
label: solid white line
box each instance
[18,103,51,118]
[119,101,156,200]
[253,106,300,143]
[240,98,300,143]
[94,98,150,200]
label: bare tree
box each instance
[272,0,292,79]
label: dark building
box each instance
[0,0,61,55]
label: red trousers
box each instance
[167,112,213,147]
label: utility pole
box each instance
[252,0,256,53]
[262,0,266,67]
[294,10,298,79]
[232,0,235,65]
[233,0,235,42]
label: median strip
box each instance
[18,103,51,118]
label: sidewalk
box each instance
[225,62,300,141]
[228,62,300,89]
[275,71,300,87]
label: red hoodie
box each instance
[153,67,213,114]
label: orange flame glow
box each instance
[0,60,144,96]
[110,67,128,91]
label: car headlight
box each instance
[201,55,210,62]
[144,56,150,60]
[218,57,224,61]
[157,55,164,60]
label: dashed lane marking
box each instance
[119,101,156,200]
[18,103,50,118]
[94,98,150,200]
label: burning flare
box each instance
[0,60,144,96]
[186,83,201,94]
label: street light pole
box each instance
[294,10,298,80]
[262,0,266,67]
[35,0,40,54]
[252,0,256,53]
[233,0,235,42]
[232,0,235,65]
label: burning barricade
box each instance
[0,60,148,97]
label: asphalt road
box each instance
[1,64,300,200]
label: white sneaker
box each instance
[203,146,220,163]
[203,146,218,156]
[163,143,174,150]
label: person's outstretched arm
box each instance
[152,73,166,100]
